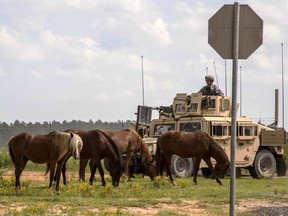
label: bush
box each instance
[0,148,11,168]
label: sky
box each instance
[0,0,287,129]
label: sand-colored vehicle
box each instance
[135,93,286,178]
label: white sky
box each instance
[0,0,287,129]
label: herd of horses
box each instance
[8,128,230,194]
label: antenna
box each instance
[275,89,279,127]
[225,60,227,95]
[213,61,219,87]
[281,43,285,128]
[206,67,208,76]
[141,56,145,106]
[240,66,242,117]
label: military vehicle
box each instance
[134,92,286,178]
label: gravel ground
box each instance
[248,206,288,216]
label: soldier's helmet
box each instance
[205,75,214,82]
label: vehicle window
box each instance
[238,125,255,136]
[238,126,243,136]
[212,125,229,136]
[153,123,175,135]
[175,104,185,113]
[213,125,223,136]
[254,126,258,136]
[244,126,253,136]
[180,122,201,132]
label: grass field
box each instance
[1,147,288,215]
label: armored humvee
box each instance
[134,93,286,178]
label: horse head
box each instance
[109,159,124,187]
[69,133,83,159]
[145,158,156,180]
[212,161,230,179]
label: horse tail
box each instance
[155,139,163,175]
[45,163,50,176]
[8,138,16,165]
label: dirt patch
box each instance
[124,200,206,215]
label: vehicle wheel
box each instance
[201,168,212,178]
[170,155,193,178]
[249,150,276,178]
[276,156,287,176]
[103,158,111,172]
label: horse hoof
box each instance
[57,191,60,195]
[172,181,177,186]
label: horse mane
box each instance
[131,130,153,164]
[203,132,229,163]
[100,130,123,166]
[51,131,72,159]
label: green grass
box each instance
[1,147,288,215]
[1,172,288,215]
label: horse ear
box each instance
[69,132,74,138]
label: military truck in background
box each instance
[134,92,286,178]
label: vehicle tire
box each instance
[170,155,193,178]
[103,158,111,172]
[276,156,287,177]
[249,149,277,178]
[201,168,212,178]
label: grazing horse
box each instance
[64,129,124,187]
[8,131,83,194]
[156,131,230,185]
[79,128,156,182]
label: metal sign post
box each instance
[230,3,240,215]
[208,2,263,215]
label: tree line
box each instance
[0,119,132,147]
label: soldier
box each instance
[198,75,224,96]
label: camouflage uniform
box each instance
[198,75,224,96]
[198,85,224,96]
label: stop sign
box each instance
[208,4,263,59]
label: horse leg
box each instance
[15,159,28,189]
[193,157,202,185]
[79,159,88,181]
[14,165,22,189]
[61,160,67,185]
[89,159,100,185]
[89,159,95,181]
[125,153,133,181]
[49,162,56,189]
[159,153,165,176]
[97,163,106,186]
[203,158,222,185]
[55,161,66,195]
[163,154,175,185]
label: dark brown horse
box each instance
[79,128,156,181]
[156,131,230,185]
[64,129,124,187]
[8,131,83,194]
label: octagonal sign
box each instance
[208,4,263,59]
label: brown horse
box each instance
[63,129,124,187]
[79,128,156,182]
[156,131,230,185]
[8,131,83,194]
